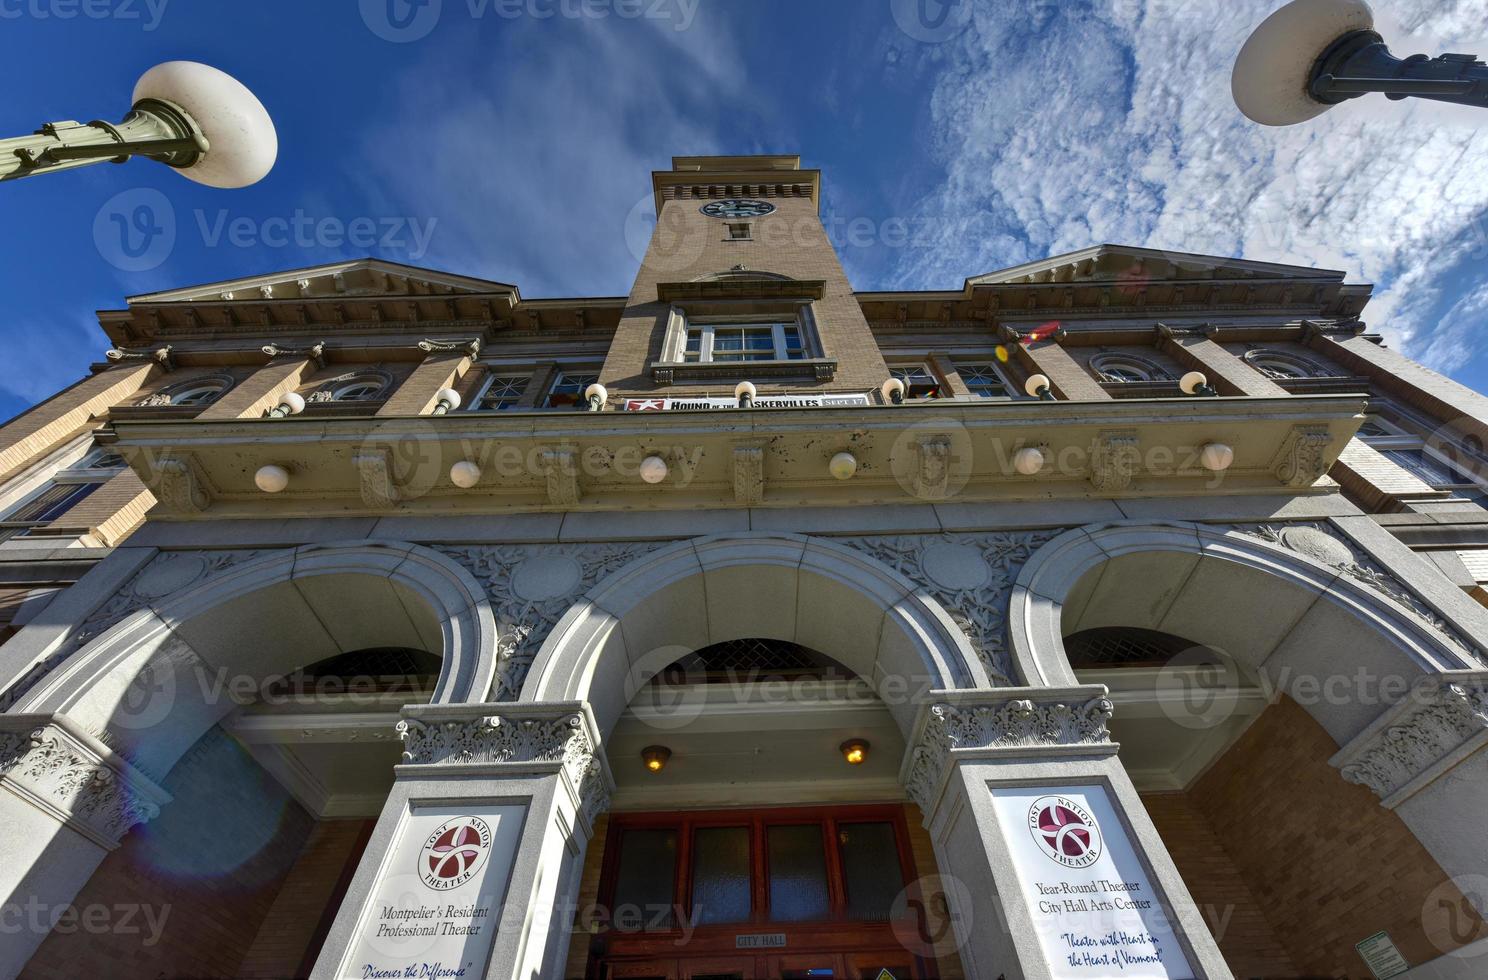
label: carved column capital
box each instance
[395,702,611,827]
[1272,424,1332,488]
[1089,431,1140,493]
[154,452,210,513]
[0,714,172,848]
[901,688,1116,814]
[1333,672,1488,806]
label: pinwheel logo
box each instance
[1027,796,1102,870]
[418,816,493,890]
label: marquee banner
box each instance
[624,393,871,411]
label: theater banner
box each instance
[991,785,1195,979]
[624,393,872,411]
[339,804,525,980]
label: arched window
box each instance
[653,638,854,685]
[135,375,234,407]
[1242,348,1332,380]
[308,371,394,403]
[1089,353,1171,384]
[1063,627,1220,668]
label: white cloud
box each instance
[888,0,1488,373]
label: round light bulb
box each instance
[840,739,869,765]
[277,391,305,416]
[1179,371,1209,395]
[881,377,906,403]
[1025,374,1052,398]
[1014,447,1046,476]
[641,745,671,773]
[735,380,757,404]
[133,61,278,188]
[435,387,461,411]
[1232,0,1375,126]
[584,383,608,408]
[829,451,858,481]
[254,464,289,493]
[1200,443,1235,472]
[639,455,669,484]
[450,460,482,488]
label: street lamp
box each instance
[1024,374,1055,401]
[1179,371,1218,397]
[1234,0,1488,126]
[1,61,276,186]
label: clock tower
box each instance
[599,154,890,397]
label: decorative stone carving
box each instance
[417,337,482,357]
[435,542,670,700]
[904,695,1115,811]
[542,449,580,506]
[910,435,953,500]
[0,550,272,711]
[353,447,400,508]
[841,532,1062,685]
[1336,678,1488,803]
[1241,524,1485,663]
[1271,424,1333,487]
[153,452,210,513]
[106,345,174,370]
[0,719,170,846]
[262,341,327,368]
[396,707,607,820]
[732,445,764,506]
[1089,431,1140,493]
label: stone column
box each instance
[0,713,171,978]
[902,688,1232,980]
[310,701,611,980]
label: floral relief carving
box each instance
[1239,524,1485,664]
[839,532,1063,686]
[0,724,166,843]
[904,697,1114,811]
[0,549,274,711]
[1337,681,1488,801]
[435,542,671,701]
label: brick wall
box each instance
[20,728,315,980]
[1139,792,1298,978]
[1182,695,1487,977]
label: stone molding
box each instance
[395,702,610,824]
[0,714,171,848]
[902,688,1115,813]
[1333,673,1488,806]
[435,541,670,700]
[1237,523,1485,663]
[1271,424,1332,487]
[154,451,211,514]
[1089,431,1140,492]
[841,532,1062,686]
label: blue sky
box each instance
[3,0,1488,420]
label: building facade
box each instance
[2,154,1488,979]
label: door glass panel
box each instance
[614,828,677,927]
[837,822,901,921]
[691,826,751,924]
[767,824,830,922]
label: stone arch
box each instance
[522,534,984,739]
[10,541,497,778]
[1008,521,1481,740]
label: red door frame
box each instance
[587,804,933,979]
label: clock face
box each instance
[701,199,776,219]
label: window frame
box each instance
[655,304,833,383]
[954,361,1019,400]
[543,370,602,409]
[1089,352,1172,384]
[888,363,943,401]
[467,372,533,412]
[1353,404,1488,491]
[682,321,806,364]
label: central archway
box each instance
[522,534,984,740]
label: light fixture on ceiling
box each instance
[450,460,482,488]
[642,746,672,773]
[829,451,858,481]
[1014,447,1046,476]
[639,455,669,484]
[254,464,289,493]
[840,739,869,766]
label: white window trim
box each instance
[660,305,821,365]
[467,372,534,412]
[953,360,1020,400]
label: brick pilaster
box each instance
[0,362,159,484]
[1012,341,1109,400]
[196,357,316,421]
[376,353,471,416]
[1159,334,1288,397]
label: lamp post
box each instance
[1234,0,1488,126]
[1180,371,1218,397]
[1,61,276,186]
[1024,374,1055,401]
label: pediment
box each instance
[128,259,518,305]
[967,245,1346,287]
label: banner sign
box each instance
[624,393,871,411]
[990,785,1195,978]
[341,804,525,980]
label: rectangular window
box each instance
[1382,449,1476,488]
[682,322,806,364]
[767,824,830,922]
[472,374,530,411]
[837,822,900,922]
[890,364,941,400]
[690,826,751,925]
[956,363,1014,398]
[0,482,99,543]
[726,222,752,240]
[612,828,677,927]
[543,371,600,409]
